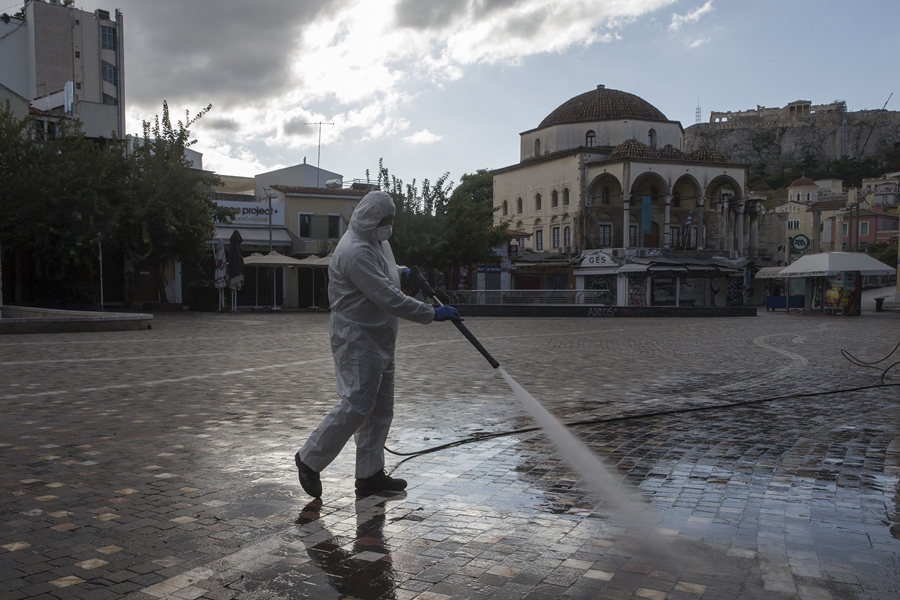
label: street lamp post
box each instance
[98,235,104,310]
[264,187,278,310]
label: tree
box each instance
[0,103,128,304]
[374,159,450,269]
[444,169,509,268]
[114,101,228,302]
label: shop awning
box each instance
[754,266,785,279]
[214,226,292,247]
[578,267,619,276]
[617,264,649,273]
[777,252,896,277]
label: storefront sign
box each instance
[579,253,616,267]
[216,200,285,226]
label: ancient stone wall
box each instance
[684,109,900,171]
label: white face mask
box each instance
[376,225,393,241]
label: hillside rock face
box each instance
[684,109,900,170]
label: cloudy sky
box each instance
[59,0,899,189]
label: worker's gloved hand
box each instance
[401,267,411,278]
[433,305,462,322]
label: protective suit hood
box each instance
[349,191,395,244]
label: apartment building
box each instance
[0,0,124,138]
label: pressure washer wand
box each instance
[410,268,500,369]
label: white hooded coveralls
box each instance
[299,191,435,478]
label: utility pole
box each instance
[305,121,334,187]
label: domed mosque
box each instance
[492,85,756,309]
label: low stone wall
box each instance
[0,306,153,334]
[457,305,757,318]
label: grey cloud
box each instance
[112,0,342,112]
[393,0,468,30]
[282,116,315,136]
[394,0,527,30]
[500,5,552,39]
[205,118,240,132]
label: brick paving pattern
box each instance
[1,309,898,599]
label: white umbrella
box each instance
[296,254,332,308]
[242,252,306,309]
[243,251,307,267]
[778,252,895,278]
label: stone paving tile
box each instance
[1,310,899,598]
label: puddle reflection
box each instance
[299,493,406,599]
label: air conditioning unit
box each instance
[611,248,625,258]
[325,178,342,188]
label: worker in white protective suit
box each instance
[295,191,461,498]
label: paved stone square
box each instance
[1,308,898,599]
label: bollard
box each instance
[874,297,885,312]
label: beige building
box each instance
[493,85,751,258]
[492,85,755,308]
[0,0,125,139]
[206,162,373,310]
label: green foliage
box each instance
[865,240,898,268]
[748,145,894,192]
[0,102,128,284]
[375,158,450,269]
[0,99,228,305]
[112,101,226,301]
[444,169,508,267]
[373,161,508,272]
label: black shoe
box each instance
[355,469,407,495]
[295,453,322,498]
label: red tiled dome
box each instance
[609,139,655,160]
[539,85,668,128]
[690,146,729,163]
[656,144,687,160]
[789,177,817,187]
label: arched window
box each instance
[648,128,657,149]
[535,193,542,211]
[534,138,541,157]
[806,192,811,202]
[563,226,571,247]
[601,187,610,204]
[516,197,523,213]
[551,190,559,208]
[585,130,596,147]
[563,188,569,206]
[502,200,508,216]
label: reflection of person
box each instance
[295,191,461,498]
[299,496,401,599]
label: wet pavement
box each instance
[1,306,898,599]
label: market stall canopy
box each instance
[754,266,785,279]
[242,251,307,267]
[777,252,896,278]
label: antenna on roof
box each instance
[304,121,334,187]
[695,98,701,125]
